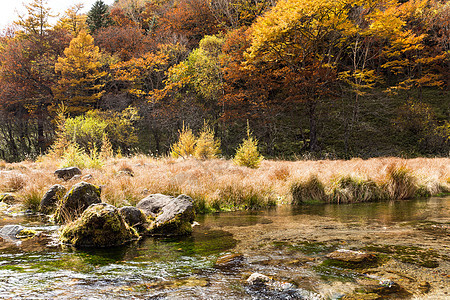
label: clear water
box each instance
[0,197,448,299]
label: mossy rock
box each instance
[0,193,17,204]
[39,184,67,215]
[137,194,195,236]
[16,229,36,239]
[54,181,101,224]
[59,203,139,248]
[118,206,147,232]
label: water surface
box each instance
[0,197,448,299]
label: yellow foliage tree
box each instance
[54,4,88,37]
[194,122,221,159]
[53,30,107,115]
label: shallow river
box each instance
[0,197,449,299]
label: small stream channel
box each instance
[0,197,449,299]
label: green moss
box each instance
[273,240,337,255]
[148,213,194,236]
[16,229,36,239]
[54,182,101,224]
[60,203,139,247]
[363,244,441,268]
[320,255,382,270]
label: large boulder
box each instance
[60,203,139,247]
[39,184,67,214]
[118,206,148,232]
[136,194,195,236]
[54,182,101,224]
[54,167,82,181]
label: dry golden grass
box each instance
[0,156,448,212]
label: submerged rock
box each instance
[215,253,244,268]
[246,272,322,299]
[39,184,67,215]
[118,206,148,231]
[54,181,102,224]
[60,203,139,247]
[326,249,376,263]
[247,273,272,285]
[0,225,36,241]
[136,194,195,236]
[54,167,82,181]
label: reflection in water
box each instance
[290,197,449,224]
[0,197,448,299]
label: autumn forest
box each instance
[0,0,449,162]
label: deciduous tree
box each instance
[53,31,107,115]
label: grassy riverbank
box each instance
[0,156,449,213]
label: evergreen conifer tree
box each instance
[86,0,113,33]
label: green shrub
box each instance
[233,124,263,168]
[290,175,328,204]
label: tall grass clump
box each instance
[216,183,276,210]
[234,123,263,168]
[21,187,44,211]
[329,175,386,204]
[384,164,417,200]
[290,175,328,204]
[1,173,26,192]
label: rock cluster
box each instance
[33,176,196,247]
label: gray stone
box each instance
[136,194,195,236]
[60,203,139,247]
[82,174,93,181]
[54,167,82,181]
[39,184,67,214]
[247,273,272,285]
[54,181,102,224]
[69,175,82,181]
[118,206,147,230]
[0,225,24,237]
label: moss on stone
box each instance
[60,203,139,247]
[363,244,441,268]
[54,182,101,224]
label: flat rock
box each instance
[326,249,376,263]
[54,167,82,181]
